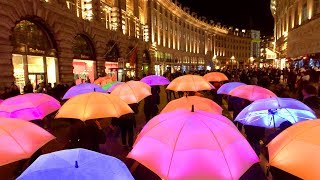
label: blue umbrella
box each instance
[217,82,246,95]
[18,148,134,180]
[235,97,316,128]
[63,83,106,99]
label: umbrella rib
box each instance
[166,119,188,179]
[198,118,234,180]
[82,94,92,121]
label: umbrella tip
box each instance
[75,161,79,168]
[191,105,194,112]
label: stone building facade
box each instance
[272,0,320,60]
[0,0,257,90]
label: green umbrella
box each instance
[102,82,118,91]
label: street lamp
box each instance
[231,56,235,69]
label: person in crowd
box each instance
[10,82,20,97]
[67,120,106,153]
[228,96,251,131]
[23,80,33,94]
[302,84,320,117]
[144,86,159,122]
[118,103,138,150]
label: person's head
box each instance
[302,84,318,97]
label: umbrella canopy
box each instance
[101,78,114,87]
[203,72,229,82]
[102,81,119,91]
[0,93,61,121]
[229,85,277,101]
[235,98,316,128]
[217,82,246,95]
[161,96,223,114]
[111,81,151,104]
[55,92,133,121]
[0,118,55,166]
[128,109,258,180]
[93,76,112,85]
[105,82,125,93]
[63,83,106,99]
[166,75,214,92]
[17,148,134,180]
[140,75,170,86]
[268,119,320,179]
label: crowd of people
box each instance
[1,66,320,179]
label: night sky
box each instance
[177,0,274,36]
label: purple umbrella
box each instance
[107,82,125,93]
[0,93,61,121]
[140,75,170,86]
[217,82,246,95]
[63,83,106,99]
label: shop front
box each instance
[11,20,58,93]
[72,34,96,84]
[104,41,120,81]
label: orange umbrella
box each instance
[166,75,214,92]
[111,81,151,104]
[204,72,229,82]
[0,118,55,166]
[268,119,320,179]
[94,76,112,85]
[55,92,133,121]
[161,96,223,114]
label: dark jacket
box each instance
[67,121,106,152]
[303,95,320,118]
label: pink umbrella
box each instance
[229,85,277,101]
[0,93,61,121]
[0,118,55,166]
[161,96,223,114]
[128,109,258,180]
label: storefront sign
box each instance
[29,48,45,55]
[80,54,90,59]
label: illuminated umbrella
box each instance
[235,98,316,128]
[203,72,229,82]
[217,82,246,95]
[101,78,114,86]
[166,75,214,92]
[103,82,124,93]
[55,92,133,121]
[140,75,170,86]
[128,109,258,180]
[107,82,125,93]
[0,93,61,121]
[102,81,119,90]
[93,76,110,85]
[0,118,55,166]
[17,148,134,180]
[229,85,277,101]
[111,81,151,104]
[161,96,223,114]
[62,83,106,99]
[268,119,320,179]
